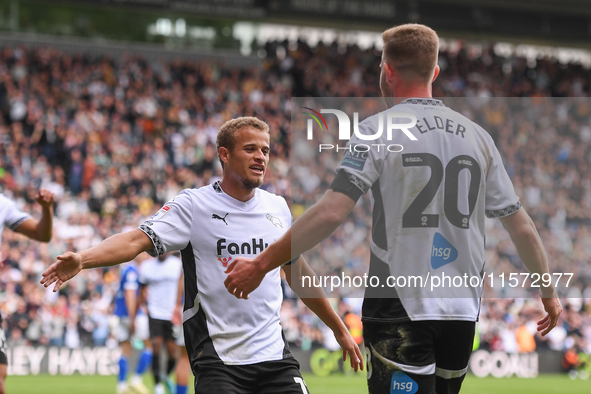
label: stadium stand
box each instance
[0,38,589,370]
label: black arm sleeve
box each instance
[329,170,366,203]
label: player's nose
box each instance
[254,149,266,161]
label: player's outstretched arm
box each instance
[41,229,155,292]
[14,188,55,242]
[282,257,363,372]
[224,190,356,299]
[499,208,563,336]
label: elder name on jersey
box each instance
[415,115,466,138]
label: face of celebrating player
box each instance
[220,126,270,200]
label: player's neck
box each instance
[391,85,433,105]
[218,179,256,202]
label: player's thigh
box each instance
[256,358,310,394]
[194,364,254,394]
[364,321,436,394]
[434,321,475,394]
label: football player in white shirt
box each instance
[0,188,54,394]
[41,117,362,394]
[138,253,182,394]
[223,25,563,394]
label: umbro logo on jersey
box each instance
[212,213,229,225]
[266,214,282,228]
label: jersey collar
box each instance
[400,98,445,107]
[211,181,260,210]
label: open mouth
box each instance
[250,165,264,175]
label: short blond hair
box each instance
[382,24,439,82]
[216,117,270,168]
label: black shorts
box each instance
[363,320,475,394]
[148,317,176,341]
[195,357,309,394]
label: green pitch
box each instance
[5,373,590,393]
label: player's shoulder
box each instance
[164,185,215,207]
[179,181,227,200]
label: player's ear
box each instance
[432,65,440,83]
[383,62,395,84]
[219,146,230,166]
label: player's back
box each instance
[344,98,520,321]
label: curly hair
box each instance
[216,117,270,168]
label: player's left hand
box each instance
[40,251,83,292]
[334,327,364,372]
[538,296,563,336]
[224,257,265,299]
[36,188,55,208]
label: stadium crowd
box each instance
[0,39,590,370]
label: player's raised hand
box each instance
[333,326,364,372]
[538,296,563,336]
[40,252,83,292]
[224,256,265,299]
[36,187,55,208]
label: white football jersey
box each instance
[138,255,182,320]
[138,181,292,366]
[335,98,520,322]
[0,193,31,245]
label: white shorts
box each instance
[115,314,150,342]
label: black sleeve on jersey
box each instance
[329,170,366,203]
[283,254,300,266]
